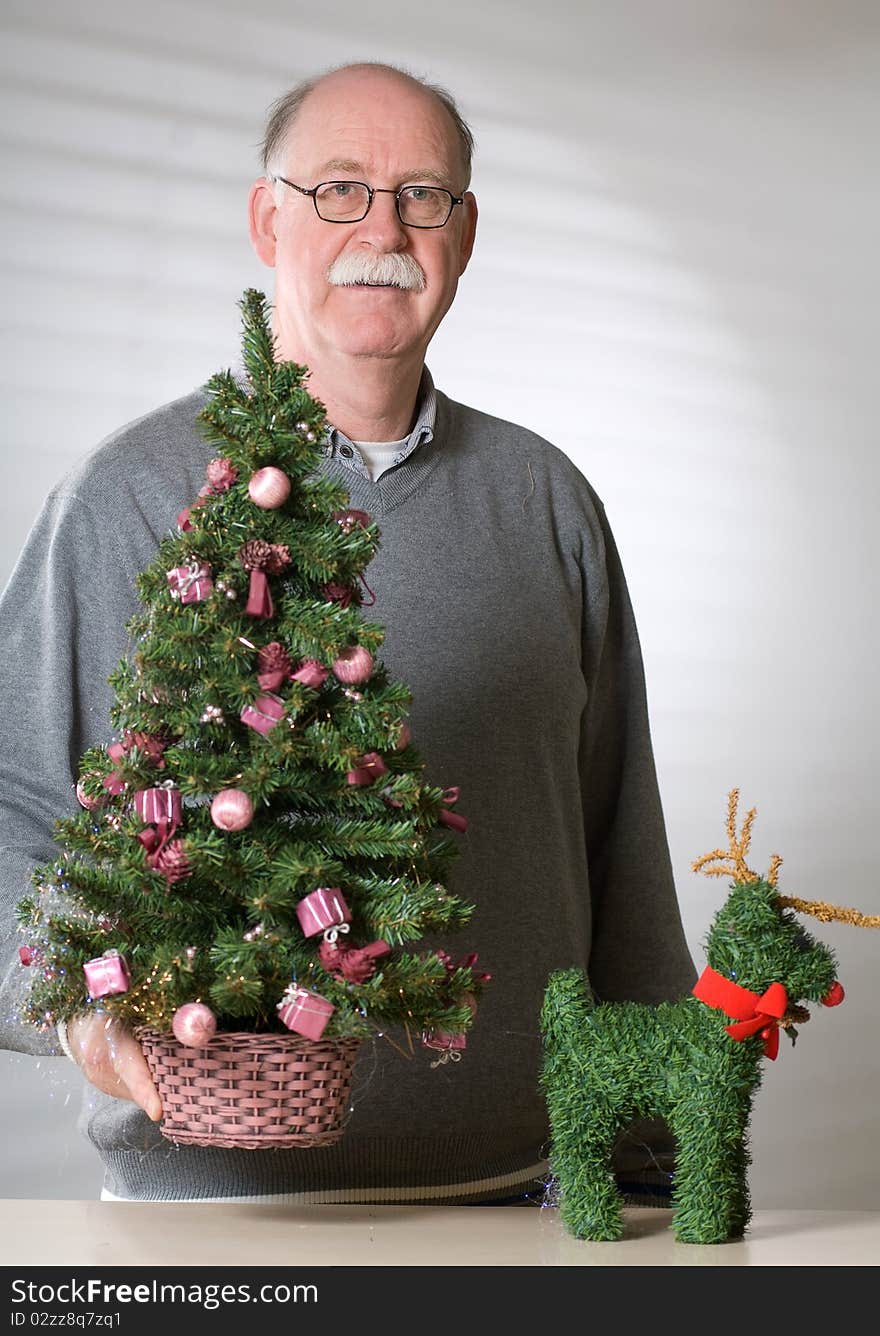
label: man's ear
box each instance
[458,191,478,276]
[248,179,278,268]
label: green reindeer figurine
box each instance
[541,789,878,1244]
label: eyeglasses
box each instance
[272,177,463,229]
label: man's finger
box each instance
[105,1027,164,1122]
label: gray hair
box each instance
[261,61,475,191]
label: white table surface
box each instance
[1,1201,877,1266]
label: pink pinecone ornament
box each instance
[152,839,191,884]
[205,458,238,492]
[256,641,292,691]
[323,581,358,607]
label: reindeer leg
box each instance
[549,1093,630,1241]
[541,973,632,1240]
[669,1082,753,1244]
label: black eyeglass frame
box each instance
[272,176,464,229]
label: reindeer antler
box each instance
[776,896,880,929]
[692,788,781,886]
[695,789,879,926]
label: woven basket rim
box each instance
[135,1025,361,1047]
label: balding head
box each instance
[262,62,475,192]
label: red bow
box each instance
[436,950,492,985]
[438,786,469,834]
[137,820,177,867]
[692,965,788,1060]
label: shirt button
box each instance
[339,444,354,458]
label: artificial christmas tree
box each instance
[15,289,488,1149]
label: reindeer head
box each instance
[705,877,839,1010]
[692,791,877,1034]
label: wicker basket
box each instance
[136,1028,361,1149]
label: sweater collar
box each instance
[318,366,447,515]
[323,365,437,480]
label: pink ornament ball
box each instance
[395,720,412,750]
[76,780,104,811]
[331,645,374,685]
[172,1002,217,1048]
[210,788,254,831]
[248,466,291,510]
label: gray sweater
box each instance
[0,367,695,1203]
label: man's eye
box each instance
[332,183,355,197]
[403,187,435,202]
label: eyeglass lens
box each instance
[314,182,452,226]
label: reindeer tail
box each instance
[541,968,596,1053]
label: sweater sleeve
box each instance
[579,498,696,1006]
[0,487,138,1055]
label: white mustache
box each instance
[326,251,426,292]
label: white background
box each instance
[1,0,878,1209]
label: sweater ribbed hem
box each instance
[100,1172,674,1209]
[99,1160,549,1205]
[97,1134,552,1205]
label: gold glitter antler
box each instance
[776,896,880,929]
[691,788,782,886]
[694,789,879,927]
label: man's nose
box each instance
[356,190,408,248]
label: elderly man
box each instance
[0,62,695,1204]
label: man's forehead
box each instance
[314,157,453,187]
[285,75,460,176]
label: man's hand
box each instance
[66,1014,163,1121]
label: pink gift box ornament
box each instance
[167,561,213,605]
[277,985,335,1040]
[134,784,182,827]
[296,887,351,938]
[84,950,131,999]
[422,1028,467,1053]
[422,988,478,1054]
[240,693,285,735]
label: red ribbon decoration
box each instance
[358,574,376,607]
[290,659,329,688]
[435,950,493,986]
[438,786,469,833]
[692,965,789,1060]
[137,820,178,868]
[319,937,391,984]
[245,569,274,618]
[102,743,127,795]
[346,752,388,786]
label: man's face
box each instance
[249,69,477,368]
